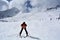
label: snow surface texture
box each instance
[0,8,60,40]
[0,0,60,40]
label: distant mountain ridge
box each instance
[0,7,20,19]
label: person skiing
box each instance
[19,22,28,37]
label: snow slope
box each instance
[0,0,60,40]
[0,8,60,40]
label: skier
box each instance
[19,22,28,37]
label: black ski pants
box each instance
[20,28,28,36]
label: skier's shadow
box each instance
[28,35,40,40]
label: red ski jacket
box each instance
[21,23,27,29]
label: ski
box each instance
[19,35,28,38]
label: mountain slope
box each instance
[0,0,60,40]
[0,7,20,19]
[10,0,60,12]
[0,9,60,40]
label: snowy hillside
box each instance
[0,0,60,40]
[0,7,20,19]
[1,6,60,22]
[0,7,60,40]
